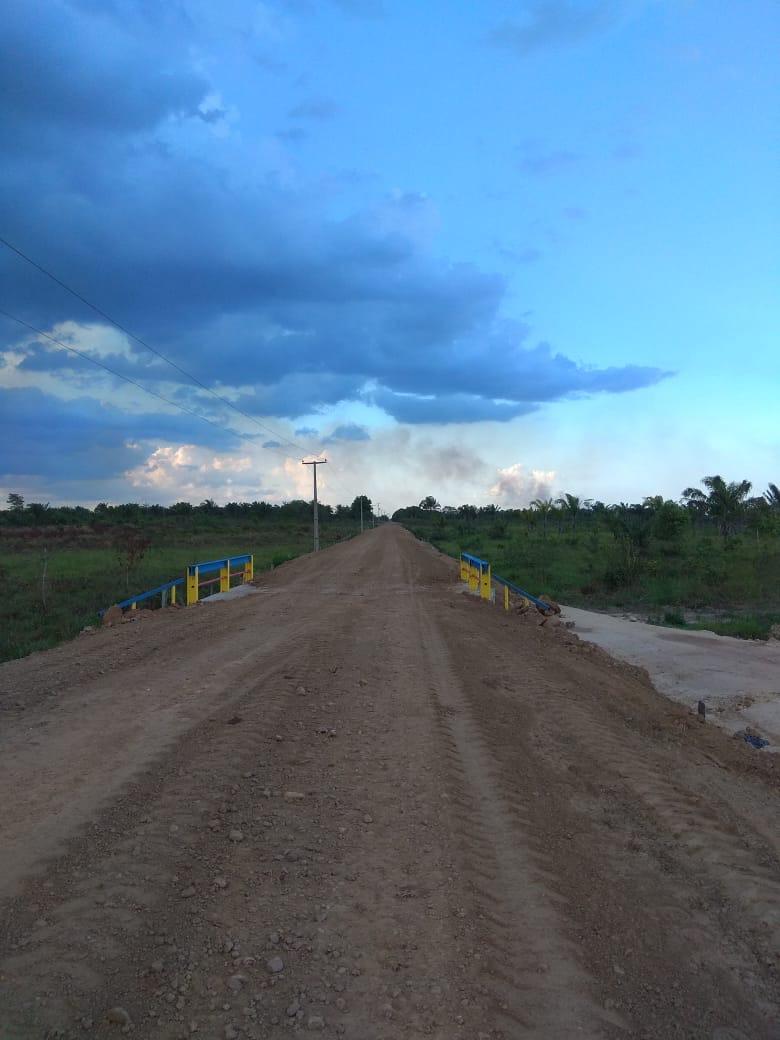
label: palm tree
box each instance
[642,495,664,513]
[556,492,582,533]
[764,483,780,511]
[531,497,555,538]
[682,475,752,539]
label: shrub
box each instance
[663,610,686,627]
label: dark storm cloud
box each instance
[489,1,623,56]
[0,387,238,480]
[373,391,537,425]
[0,0,208,138]
[0,0,670,471]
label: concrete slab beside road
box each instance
[562,605,780,745]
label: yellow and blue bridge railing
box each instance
[459,551,553,614]
[102,552,254,615]
[459,551,493,600]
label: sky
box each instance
[1,0,777,512]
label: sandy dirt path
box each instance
[0,525,778,1039]
[561,606,780,745]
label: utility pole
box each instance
[360,496,363,533]
[302,458,327,551]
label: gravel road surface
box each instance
[1,525,778,1039]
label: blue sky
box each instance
[1,0,777,510]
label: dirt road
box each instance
[1,525,778,1040]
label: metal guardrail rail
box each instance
[459,551,553,613]
[112,576,185,612]
[101,552,254,616]
[491,574,553,613]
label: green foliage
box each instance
[654,610,780,641]
[349,495,372,521]
[663,610,686,626]
[682,475,753,539]
[0,507,360,663]
[652,500,688,541]
[690,614,780,640]
[403,490,780,634]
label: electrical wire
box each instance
[0,307,297,460]
[0,234,310,455]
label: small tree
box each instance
[652,500,688,541]
[6,492,24,511]
[682,475,752,540]
[457,504,477,520]
[531,497,555,538]
[419,496,440,511]
[114,529,152,593]
[350,495,373,521]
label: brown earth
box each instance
[0,524,778,1040]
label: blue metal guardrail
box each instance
[492,574,553,614]
[102,552,254,615]
[112,576,185,612]
[459,551,553,613]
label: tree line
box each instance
[393,477,780,543]
[1,493,377,528]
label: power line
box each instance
[0,308,296,456]
[0,233,309,455]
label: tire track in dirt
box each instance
[420,575,780,1039]
[557,692,780,948]
[415,601,613,1039]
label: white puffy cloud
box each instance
[488,463,556,505]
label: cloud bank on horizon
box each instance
[1,0,775,508]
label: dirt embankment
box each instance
[0,525,778,1039]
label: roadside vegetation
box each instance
[3,476,779,664]
[0,495,375,663]
[395,478,780,641]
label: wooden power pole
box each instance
[302,458,327,551]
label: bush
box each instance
[663,610,686,626]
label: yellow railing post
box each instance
[219,561,230,593]
[186,566,199,606]
[459,555,468,582]
[244,555,254,583]
[170,584,177,606]
[480,563,491,600]
[503,584,509,612]
[468,563,478,592]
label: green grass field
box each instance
[404,516,780,640]
[0,518,359,664]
